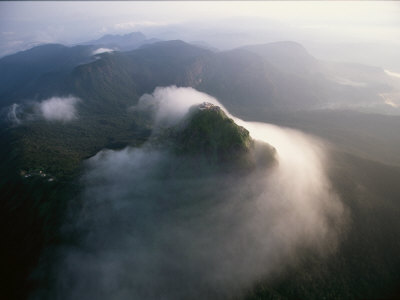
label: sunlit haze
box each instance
[1,1,399,69]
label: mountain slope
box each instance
[0,44,96,106]
[175,103,253,163]
[174,103,276,169]
[241,41,319,75]
[1,39,395,115]
[246,150,400,299]
[68,40,213,113]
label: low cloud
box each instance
[135,85,223,127]
[36,87,346,299]
[6,103,22,125]
[36,96,79,122]
[333,76,367,87]
[92,48,114,55]
[3,96,80,125]
[385,69,400,79]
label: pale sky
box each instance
[1,1,399,68]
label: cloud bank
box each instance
[36,87,346,300]
[36,96,79,121]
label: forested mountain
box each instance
[1,36,400,300]
[80,32,160,51]
[0,44,97,106]
[2,38,396,114]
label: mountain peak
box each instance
[241,40,318,74]
[198,102,221,112]
[266,40,305,49]
[170,103,276,169]
[139,39,193,49]
[133,39,212,60]
[95,31,146,42]
[82,31,150,51]
[175,103,252,163]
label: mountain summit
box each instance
[174,102,275,168]
[177,103,252,161]
[82,31,160,51]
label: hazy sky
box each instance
[1,1,399,68]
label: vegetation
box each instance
[0,109,151,299]
[7,111,151,179]
[245,152,400,299]
[176,104,252,161]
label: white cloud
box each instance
[6,103,22,125]
[385,69,400,79]
[37,96,79,121]
[92,47,114,55]
[333,77,367,87]
[136,86,223,127]
[49,87,346,299]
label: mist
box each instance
[36,96,79,122]
[6,103,22,125]
[1,2,399,70]
[135,86,222,127]
[92,48,114,55]
[34,87,346,299]
[385,70,400,79]
[3,96,80,125]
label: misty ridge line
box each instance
[36,86,347,300]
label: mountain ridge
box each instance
[1,38,394,114]
[2,35,400,300]
[80,31,161,51]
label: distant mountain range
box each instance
[80,31,161,51]
[1,32,397,116]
